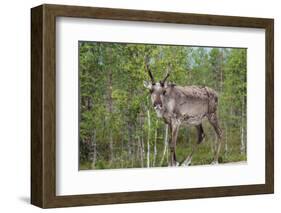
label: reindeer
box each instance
[143,61,223,166]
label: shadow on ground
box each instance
[18,196,30,204]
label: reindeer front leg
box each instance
[169,122,180,167]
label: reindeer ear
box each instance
[143,81,152,89]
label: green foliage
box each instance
[79,42,247,169]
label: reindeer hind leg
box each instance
[181,124,205,166]
[207,112,223,164]
[197,123,206,144]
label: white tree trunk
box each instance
[240,126,245,154]
[141,137,145,167]
[153,120,158,167]
[146,109,151,168]
[160,124,169,166]
[224,123,228,156]
[90,130,97,169]
[138,136,144,167]
[121,137,124,168]
[240,98,245,154]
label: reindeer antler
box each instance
[161,63,172,85]
[144,56,155,84]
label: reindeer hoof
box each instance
[182,162,192,167]
[211,160,218,165]
[181,162,190,167]
[182,158,192,167]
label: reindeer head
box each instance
[143,60,171,115]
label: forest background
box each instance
[79,42,247,170]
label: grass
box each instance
[80,136,247,170]
[80,121,247,170]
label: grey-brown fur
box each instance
[144,64,223,166]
